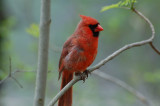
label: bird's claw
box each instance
[75,72,86,82]
[83,70,91,79]
[81,74,86,83]
[75,70,91,83]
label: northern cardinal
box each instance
[58,15,103,106]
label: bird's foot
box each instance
[83,69,91,79]
[75,72,86,83]
[75,70,91,83]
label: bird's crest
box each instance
[79,15,98,25]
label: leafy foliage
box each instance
[0,17,16,36]
[101,0,137,12]
[26,23,39,38]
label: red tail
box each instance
[58,71,73,106]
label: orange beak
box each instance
[95,24,103,32]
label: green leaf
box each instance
[100,1,122,12]
[101,0,137,12]
[26,23,39,38]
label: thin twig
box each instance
[0,76,10,84]
[9,57,12,77]
[47,8,156,106]
[149,42,160,55]
[132,8,155,40]
[0,57,23,88]
[11,76,23,88]
[131,8,160,55]
[93,70,151,106]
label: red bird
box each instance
[58,15,103,106]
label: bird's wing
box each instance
[58,36,75,79]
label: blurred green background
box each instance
[0,0,160,106]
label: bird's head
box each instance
[79,15,103,37]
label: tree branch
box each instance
[149,42,160,55]
[132,8,155,39]
[93,70,151,106]
[11,76,23,88]
[48,76,81,106]
[0,57,23,88]
[131,8,160,55]
[0,76,8,84]
[34,0,51,106]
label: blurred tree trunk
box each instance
[34,0,51,106]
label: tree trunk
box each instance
[34,0,51,106]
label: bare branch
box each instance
[89,9,155,72]
[9,57,12,77]
[88,39,152,72]
[93,70,151,106]
[48,76,81,106]
[132,8,155,40]
[0,75,10,85]
[11,76,23,88]
[149,42,160,55]
[0,57,23,88]
[131,8,160,55]
[0,69,52,86]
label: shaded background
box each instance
[0,0,160,106]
